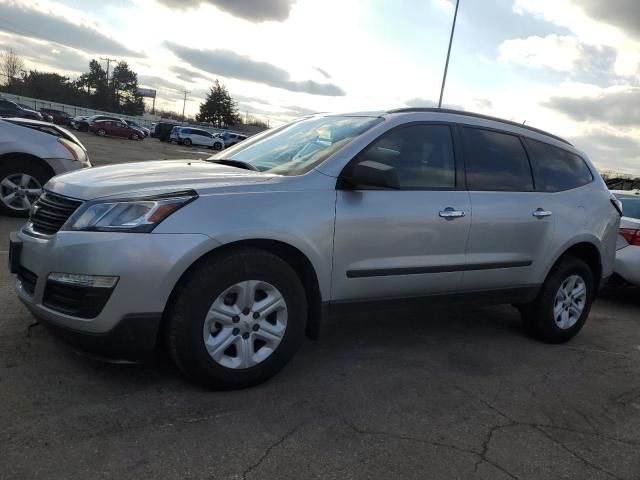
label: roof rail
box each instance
[386,108,572,146]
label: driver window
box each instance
[358,124,456,189]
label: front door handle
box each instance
[439,207,466,219]
[532,208,553,218]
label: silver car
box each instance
[612,190,640,285]
[0,118,91,216]
[9,109,620,389]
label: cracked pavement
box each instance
[2,213,640,478]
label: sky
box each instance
[0,0,638,174]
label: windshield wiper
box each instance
[207,159,260,172]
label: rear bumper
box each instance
[614,245,640,286]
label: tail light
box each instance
[620,228,640,246]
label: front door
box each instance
[332,123,471,301]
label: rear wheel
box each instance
[166,249,307,389]
[0,160,49,217]
[519,257,594,343]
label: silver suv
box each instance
[9,109,620,389]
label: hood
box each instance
[46,159,273,200]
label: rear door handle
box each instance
[439,207,466,219]
[532,208,553,218]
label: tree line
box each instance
[0,48,267,128]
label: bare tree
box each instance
[0,48,25,86]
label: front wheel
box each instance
[97,128,106,136]
[182,138,192,146]
[0,160,48,217]
[166,249,307,389]
[130,133,139,140]
[213,142,223,151]
[519,257,594,343]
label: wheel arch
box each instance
[547,241,603,293]
[161,238,324,343]
[0,152,55,179]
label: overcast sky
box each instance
[0,0,638,173]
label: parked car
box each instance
[0,117,90,216]
[124,120,150,137]
[39,108,73,126]
[73,114,122,132]
[70,115,89,130]
[0,99,43,120]
[89,119,144,140]
[170,126,224,149]
[611,190,640,285]
[219,131,247,148]
[154,121,179,142]
[9,109,619,389]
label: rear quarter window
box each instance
[524,138,593,192]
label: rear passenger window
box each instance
[524,138,593,192]
[356,124,456,189]
[462,128,533,191]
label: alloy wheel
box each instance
[0,173,43,212]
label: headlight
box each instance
[62,191,197,233]
[58,138,87,163]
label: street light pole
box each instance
[181,90,190,122]
[438,0,460,109]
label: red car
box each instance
[39,108,73,126]
[89,119,144,140]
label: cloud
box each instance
[498,34,584,72]
[313,66,331,79]
[169,65,211,84]
[545,88,640,127]
[138,75,183,92]
[163,42,345,96]
[405,97,437,108]
[569,130,640,173]
[0,0,142,57]
[156,0,295,22]
[0,33,90,74]
[576,0,640,39]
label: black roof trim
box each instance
[386,108,572,146]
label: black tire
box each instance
[130,133,139,140]
[183,138,192,146]
[97,128,106,136]
[213,142,223,151]
[519,256,594,343]
[0,159,50,217]
[166,248,307,389]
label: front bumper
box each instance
[615,245,640,286]
[12,228,219,359]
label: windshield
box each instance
[208,115,383,175]
[621,198,640,219]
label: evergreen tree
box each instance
[197,79,238,127]
[110,61,144,115]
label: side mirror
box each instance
[350,160,400,189]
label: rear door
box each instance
[332,123,471,301]
[459,127,555,292]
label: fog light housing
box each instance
[47,273,119,288]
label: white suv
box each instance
[170,127,224,150]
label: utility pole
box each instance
[438,0,460,108]
[181,90,190,122]
[101,57,116,108]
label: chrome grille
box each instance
[29,191,82,235]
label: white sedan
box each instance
[612,190,640,285]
